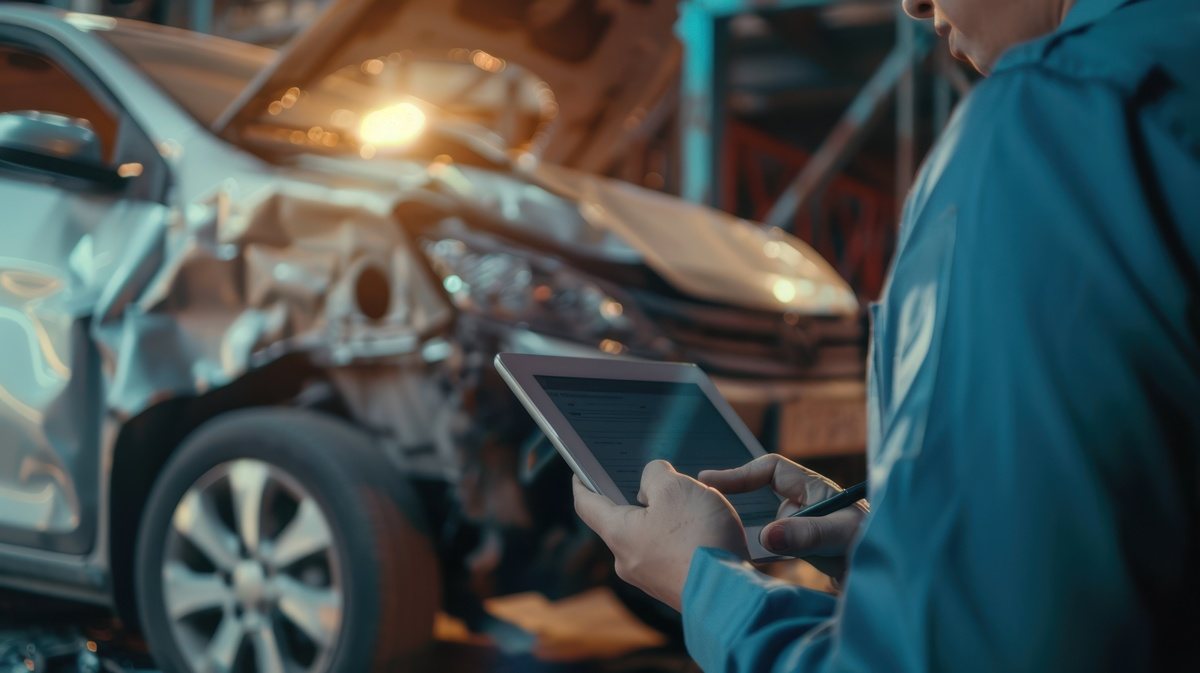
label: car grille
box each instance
[630,290,866,381]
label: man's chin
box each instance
[948,40,992,76]
[959,49,992,77]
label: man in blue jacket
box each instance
[573,0,1199,669]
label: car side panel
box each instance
[0,178,151,552]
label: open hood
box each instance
[529,165,861,316]
[215,0,680,168]
[421,160,860,316]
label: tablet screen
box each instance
[536,375,781,526]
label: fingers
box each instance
[758,507,862,557]
[636,460,677,505]
[701,454,842,512]
[699,454,782,493]
[702,453,826,500]
[573,476,626,535]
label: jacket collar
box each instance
[993,0,1143,72]
[1057,0,1140,34]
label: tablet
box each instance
[495,352,784,562]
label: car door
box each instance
[0,26,167,555]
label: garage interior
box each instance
[1,0,1193,672]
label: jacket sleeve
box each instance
[680,61,1200,673]
[682,548,840,673]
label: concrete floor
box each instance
[0,560,832,672]
[0,587,695,673]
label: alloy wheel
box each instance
[162,459,343,673]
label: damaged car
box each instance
[0,1,865,671]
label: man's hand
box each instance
[573,461,748,611]
[699,454,867,578]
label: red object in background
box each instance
[720,121,896,299]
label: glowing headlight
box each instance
[421,237,652,352]
[359,102,426,148]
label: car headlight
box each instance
[420,236,661,356]
[359,101,427,148]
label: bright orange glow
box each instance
[359,102,426,147]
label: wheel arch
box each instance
[106,354,339,623]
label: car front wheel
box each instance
[135,408,439,673]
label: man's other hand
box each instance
[572,460,748,611]
[699,454,867,577]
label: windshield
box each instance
[98,23,271,127]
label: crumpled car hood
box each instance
[440,162,860,316]
[289,155,857,317]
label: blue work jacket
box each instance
[682,1,1200,670]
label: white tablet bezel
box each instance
[495,352,783,562]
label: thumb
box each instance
[573,476,623,536]
[759,516,845,557]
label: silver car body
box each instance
[0,4,863,606]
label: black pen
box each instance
[789,481,868,518]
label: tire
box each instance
[135,408,440,673]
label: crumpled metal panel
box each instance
[443,161,861,316]
[0,187,157,549]
[0,176,450,548]
[92,181,453,420]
